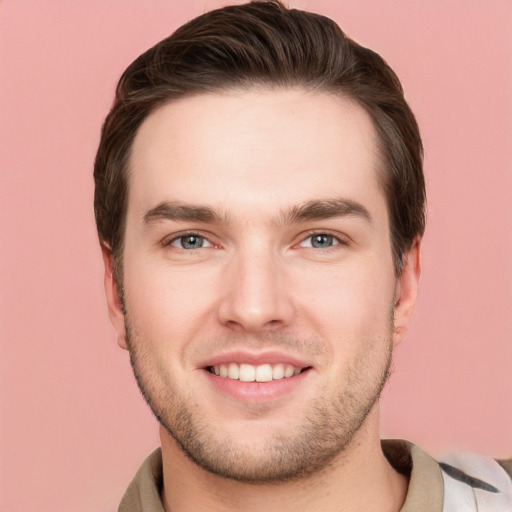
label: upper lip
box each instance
[198,350,312,369]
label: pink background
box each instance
[1,1,511,510]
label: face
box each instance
[104,89,420,483]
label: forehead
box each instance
[128,88,386,223]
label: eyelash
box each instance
[164,231,215,250]
[164,230,346,251]
[296,230,347,251]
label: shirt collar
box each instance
[119,440,444,512]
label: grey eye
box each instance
[311,234,335,248]
[299,234,339,249]
[171,235,211,249]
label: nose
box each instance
[217,245,295,332]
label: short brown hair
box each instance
[94,0,425,280]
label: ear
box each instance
[101,244,128,350]
[393,238,421,347]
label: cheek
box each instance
[123,256,221,344]
[295,261,395,341]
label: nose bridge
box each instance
[218,238,294,331]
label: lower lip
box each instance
[202,368,311,402]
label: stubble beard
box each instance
[124,317,394,484]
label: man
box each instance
[93,1,512,510]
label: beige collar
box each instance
[119,440,444,512]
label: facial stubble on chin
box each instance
[123,314,394,485]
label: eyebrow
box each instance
[143,202,228,225]
[142,197,372,227]
[280,198,372,225]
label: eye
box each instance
[169,234,212,250]
[300,233,340,249]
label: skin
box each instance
[103,89,421,511]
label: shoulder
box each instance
[382,440,512,512]
[497,458,512,479]
[439,451,512,512]
[118,448,164,512]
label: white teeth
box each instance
[272,363,284,380]
[255,364,273,382]
[211,363,305,382]
[228,362,239,379]
[239,364,255,382]
[284,365,295,378]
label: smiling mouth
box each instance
[207,363,309,382]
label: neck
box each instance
[159,413,408,512]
